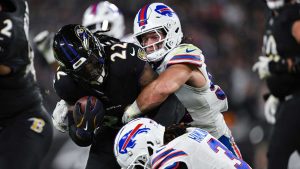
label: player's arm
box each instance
[122,63,194,124]
[137,64,192,112]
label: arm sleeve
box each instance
[53,69,88,105]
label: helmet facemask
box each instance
[133,3,183,62]
[135,28,168,62]
[72,50,106,85]
[85,20,112,34]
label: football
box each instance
[76,96,98,113]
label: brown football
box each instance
[76,96,97,113]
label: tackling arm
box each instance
[122,64,193,123]
[137,64,192,112]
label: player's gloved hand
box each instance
[73,97,105,141]
[52,99,69,133]
[122,101,142,124]
[252,56,271,79]
[264,95,279,124]
[33,30,56,64]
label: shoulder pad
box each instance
[166,44,204,67]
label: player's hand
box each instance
[264,95,279,124]
[122,101,142,124]
[73,97,105,134]
[52,99,69,133]
[252,56,271,79]
[122,110,135,124]
[33,30,56,64]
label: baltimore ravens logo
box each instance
[75,25,90,50]
[154,5,174,17]
[118,124,150,154]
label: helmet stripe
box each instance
[121,123,143,151]
[138,4,150,26]
[91,3,98,15]
[61,36,81,63]
[59,37,73,63]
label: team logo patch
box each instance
[28,117,45,133]
[154,5,174,17]
[118,123,150,154]
[75,25,90,50]
[137,48,148,61]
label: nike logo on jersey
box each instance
[186,48,196,53]
[130,48,135,56]
[84,122,88,131]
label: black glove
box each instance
[73,96,105,144]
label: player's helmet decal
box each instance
[118,123,150,154]
[154,5,174,17]
[75,25,90,50]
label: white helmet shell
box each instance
[82,1,125,39]
[114,118,165,169]
[133,3,183,62]
[266,0,285,9]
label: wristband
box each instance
[126,101,142,117]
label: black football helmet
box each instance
[53,24,107,85]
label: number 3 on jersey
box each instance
[207,138,251,169]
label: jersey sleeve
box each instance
[160,162,188,169]
[166,44,204,67]
[126,42,148,77]
[151,149,188,169]
[106,41,148,86]
[53,68,89,105]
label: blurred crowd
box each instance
[27,0,292,168]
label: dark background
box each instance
[26,0,299,169]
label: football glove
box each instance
[73,97,105,141]
[252,56,271,79]
[52,99,69,133]
[264,95,279,124]
[33,30,56,64]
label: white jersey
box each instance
[151,128,251,169]
[155,44,230,139]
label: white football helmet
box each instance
[133,3,183,62]
[114,118,165,169]
[266,0,285,9]
[82,1,125,39]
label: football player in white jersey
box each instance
[122,2,242,159]
[114,118,252,169]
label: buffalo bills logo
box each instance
[118,123,150,154]
[154,5,174,17]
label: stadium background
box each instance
[26,0,299,168]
